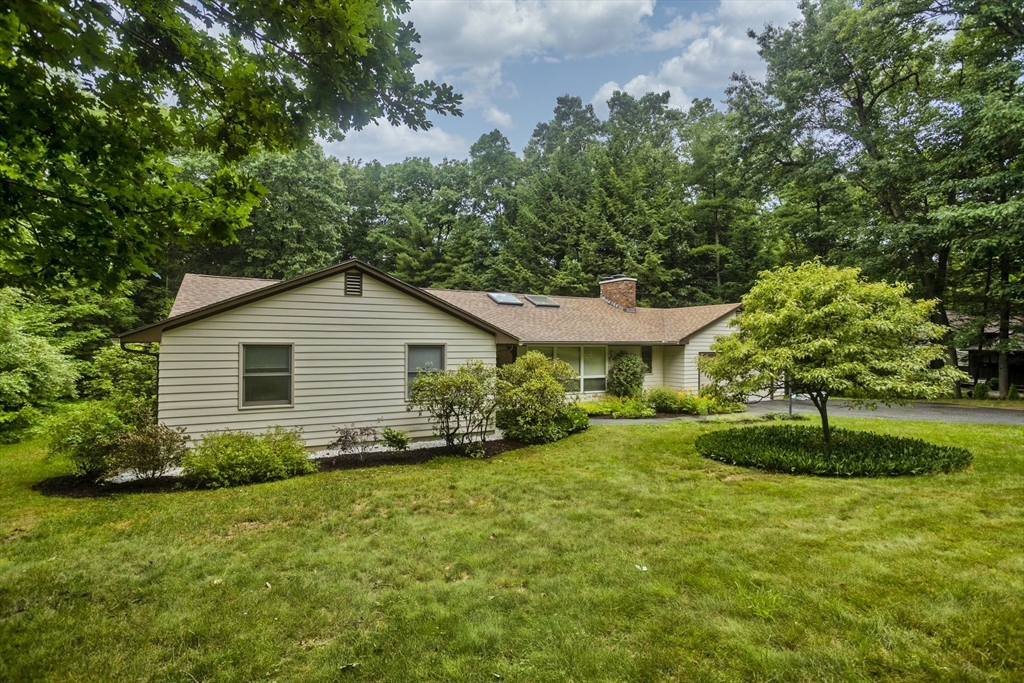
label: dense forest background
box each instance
[3,0,1022,384]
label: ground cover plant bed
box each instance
[32,440,524,499]
[695,424,973,476]
[1,418,1021,681]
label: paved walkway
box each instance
[590,399,1023,426]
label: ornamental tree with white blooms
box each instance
[699,261,967,444]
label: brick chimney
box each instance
[600,275,637,312]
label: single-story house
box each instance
[948,312,1024,389]
[119,260,740,447]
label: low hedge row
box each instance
[694,425,973,477]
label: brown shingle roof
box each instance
[155,270,738,345]
[425,289,739,344]
[168,273,279,317]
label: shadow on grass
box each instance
[32,439,526,499]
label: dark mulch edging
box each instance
[32,475,181,499]
[316,439,524,472]
[33,439,526,499]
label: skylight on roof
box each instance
[487,292,523,306]
[525,294,560,308]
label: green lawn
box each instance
[2,418,1022,682]
[920,398,1024,411]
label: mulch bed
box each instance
[316,438,523,472]
[33,439,525,499]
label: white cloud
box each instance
[591,77,690,119]
[644,12,713,51]
[592,1,802,114]
[322,125,471,165]
[408,1,656,74]
[407,1,656,124]
[482,106,514,128]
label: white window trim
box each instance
[238,342,295,410]
[405,343,447,400]
[531,345,608,393]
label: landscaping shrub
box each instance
[381,427,411,453]
[973,382,989,399]
[643,386,686,413]
[329,422,379,458]
[555,402,590,436]
[695,425,972,477]
[409,360,497,453]
[113,422,190,480]
[642,386,743,416]
[46,401,129,480]
[1008,384,1020,400]
[182,427,314,488]
[986,377,1000,391]
[495,351,587,444]
[606,352,647,398]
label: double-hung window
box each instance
[407,345,445,395]
[241,344,293,407]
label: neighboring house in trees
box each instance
[119,261,740,447]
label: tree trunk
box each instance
[998,252,1010,399]
[810,391,831,445]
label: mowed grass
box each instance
[920,398,1024,411]
[1,418,1022,682]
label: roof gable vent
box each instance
[344,270,363,296]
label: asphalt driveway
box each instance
[745,398,1023,426]
[591,398,1023,426]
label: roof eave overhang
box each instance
[517,340,683,346]
[118,260,520,345]
[676,305,742,345]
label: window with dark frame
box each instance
[641,346,653,374]
[407,345,445,395]
[242,344,292,406]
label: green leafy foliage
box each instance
[0,289,78,440]
[1008,384,1021,400]
[1,0,461,289]
[973,382,990,399]
[495,351,588,444]
[46,402,129,481]
[408,361,497,453]
[112,422,190,481]
[605,353,647,398]
[182,428,314,488]
[700,261,967,442]
[643,387,715,415]
[695,425,973,477]
[85,344,157,415]
[380,427,411,453]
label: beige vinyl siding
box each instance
[661,313,737,393]
[158,273,496,447]
[662,346,686,390]
[607,345,664,390]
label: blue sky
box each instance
[325,0,803,164]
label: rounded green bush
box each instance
[694,425,972,477]
[183,427,315,488]
[605,353,647,398]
